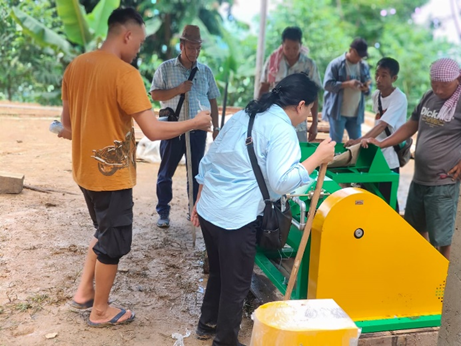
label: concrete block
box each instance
[0,171,24,194]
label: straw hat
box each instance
[180,25,202,43]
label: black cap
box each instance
[350,38,368,58]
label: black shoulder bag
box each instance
[378,93,412,167]
[246,114,292,250]
[158,66,198,121]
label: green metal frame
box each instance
[254,143,442,333]
[299,143,399,210]
[356,315,441,333]
[254,227,311,300]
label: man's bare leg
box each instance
[73,237,98,303]
[440,245,451,260]
[89,260,133,323]
[421,231,430,242]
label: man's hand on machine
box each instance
[344,138,360,147]
[361,137,381,149]
[193,110,212,131]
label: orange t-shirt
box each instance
[62,50,152,191]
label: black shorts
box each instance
[79,186,134,265]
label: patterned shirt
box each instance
[150,56,220,120]
[261,53,322,90]
[261,52,322,133]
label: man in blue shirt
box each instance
[150,25,220,228]
[323,38,371,143]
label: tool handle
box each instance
[184,93,197,247]
[284,163,328,300]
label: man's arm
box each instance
[350,93,408,147]
[345,121,388,147]
[133,109,211,141]
[362,119,418,149]
[58,100,72,140]
[150,81,192,101]
[324,60,360,93]
[258,82,270,98]
[209,98,220,140]
[360,63,372,96]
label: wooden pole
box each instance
[184,93,197,247]
[284,163,328,300]
[253,0,268,99]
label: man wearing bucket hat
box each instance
[323,37,372,143]
[150,25,220,228]
[363,58,461,260]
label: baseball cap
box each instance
[350,38,368,58]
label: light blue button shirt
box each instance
[150,56,220,120]
[196,104,311,230]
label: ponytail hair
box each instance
[245,73,319,118]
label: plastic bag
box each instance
[172,329,191,346]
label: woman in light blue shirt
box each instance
[191,73,335,346]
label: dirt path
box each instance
[0,114,254,346]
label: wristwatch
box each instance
[213,127,221,132]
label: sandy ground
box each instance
[0,111,254,345]
[0,102,415,346]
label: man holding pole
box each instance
[150,25,220,228]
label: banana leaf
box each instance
[145,17,162,37]
[56,0,92,48]
[86,0,120,39]
[11,7,73,56]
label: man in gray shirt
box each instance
[363,58,461,259]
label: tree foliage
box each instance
[264,0,460,116]
[0,0,66,104]
[1,0,460,113]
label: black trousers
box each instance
[198,216,258,346]
[156,130,207,216]
[379,167,400,213]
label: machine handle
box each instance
[284,163,328,300]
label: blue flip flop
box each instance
[68,298,114,312]
[69,299,94,312]
[87,309,135,328]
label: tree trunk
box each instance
[336,0,344,20]
[164,13,172,60]
[7,75,13,101]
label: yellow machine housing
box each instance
[308,188,448,322]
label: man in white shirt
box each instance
[345,57,407,211]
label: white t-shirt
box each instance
[372,88,408,169]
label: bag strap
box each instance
[175,66,198,118]
[378,93,401,153]
[246,114,271,203]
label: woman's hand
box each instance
[315,138,336,164]
[191,203,200,227]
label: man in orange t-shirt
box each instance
[59,8,211,327]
